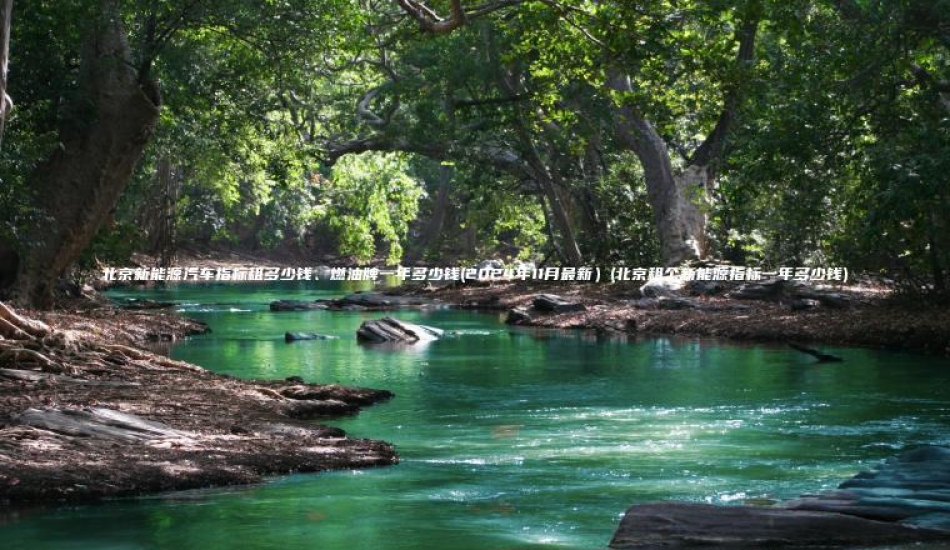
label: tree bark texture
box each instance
[11,2,160,308]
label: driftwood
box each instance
[14,407,193,443]
[789,342,844,362]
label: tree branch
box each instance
[688,14,759,169]
[393,0,524,34]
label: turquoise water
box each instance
[4,283,950,550]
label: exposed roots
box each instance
[0,301,51,339]
[0,301,397,504]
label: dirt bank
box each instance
[0,302,396,505]
[407,281,950,355]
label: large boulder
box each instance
[727,279,798,301]
[356,317,443,343]
[609,502,949,549]
[474,259,506,271]
[787,445,950,528]
[611,446,950,549]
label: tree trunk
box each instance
[0,0,13,146]
[11,2,160,308]
[510,120,584,265]
[609,85,705,266]
[405,165,452,264]
[606,17,757,266]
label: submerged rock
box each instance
[284,332,337,343]
[118,299,176,310]
[273,292,441,312]
[270,300,327,311]
[356,317,443,343]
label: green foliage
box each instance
[2,0,947,293]
[716,0,950,291]
[594,153,662,266]
[452,165,547,262]
[316,153,424,264]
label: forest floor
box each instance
[402,280,950,356]
[0,299,397,506]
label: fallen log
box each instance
[13,407,193,442]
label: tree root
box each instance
[0,316,31,340]
[0,347,56,370]
[97,343,201,372]
[0,301,51,339]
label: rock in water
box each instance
[356,317,443,343]
[787,445,950,528]
[611,446,950,549]
[609,502,950,549]
[284,332,337,343]
[532,294,586,313]
[505,308,533,325]
[270,300,327,311]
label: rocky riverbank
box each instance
[402,279,950,355]
[0,302,397,505]
[610,446,950,549]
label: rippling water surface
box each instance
[4,282,950,550]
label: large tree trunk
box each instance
[606,17,757,266]
[11,2,160,308]
[608,79,705,266]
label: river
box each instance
[4,282,950,549]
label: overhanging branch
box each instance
[393,0,525,34]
